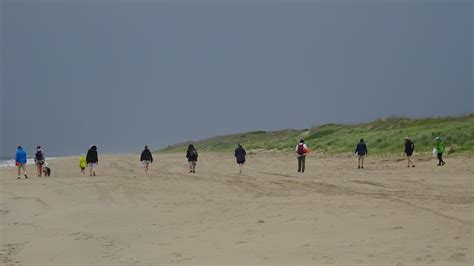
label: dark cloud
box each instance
[1,1,472,157]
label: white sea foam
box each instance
[0,158,57,168]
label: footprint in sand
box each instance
[9,222,39,231]
[449,253,466,260]
[321,255,333,262]
[169,252,186,263]
[67,232,119,261]
[0,209,9,215]
[0,242,27,264]
[68,232,94,240]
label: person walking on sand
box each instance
[186,144,198,173]
[404,137,415,167]
[435,137,446,166]
[235,144,247,173]
[79,154,87,175]
[295,139,308,173]
[86,145,98,176]
[355,139,368,169]
[34,146,45,177]
[140,145,154,174]
[15,146,28,179]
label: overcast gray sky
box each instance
[1,0,472,157]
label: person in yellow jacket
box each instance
[79,154,87,175]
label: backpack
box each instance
[35,150,44,161]
[297,144,305,155]
[190,149,197,158]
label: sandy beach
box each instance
[1,152,472,265]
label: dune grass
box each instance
[161,115,474,155]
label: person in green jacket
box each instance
[79,154,87,175]
[435,137,446,166]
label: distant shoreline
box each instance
[0,157,58,168]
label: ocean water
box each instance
[0,156,56,168]
[0,156,14,167]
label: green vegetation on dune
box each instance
[161,115,474,155]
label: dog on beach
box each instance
[43,166,51,177]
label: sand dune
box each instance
[1,152,472,265]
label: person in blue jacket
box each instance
[355,139,368,169]
[15,146,28,179]
[234,144,247,173]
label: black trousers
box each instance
[437,153,445,165]
[298,155,306,172]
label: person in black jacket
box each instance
[140,145,154,173]
[404,137,415,168]
[355,139,368,169]
[34,146,45,177]
[186,144,198,173]
[86,145,98,176]
[234,144,247,173]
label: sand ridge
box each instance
[0,152,473,265]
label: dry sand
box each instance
[0,152,473,265]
